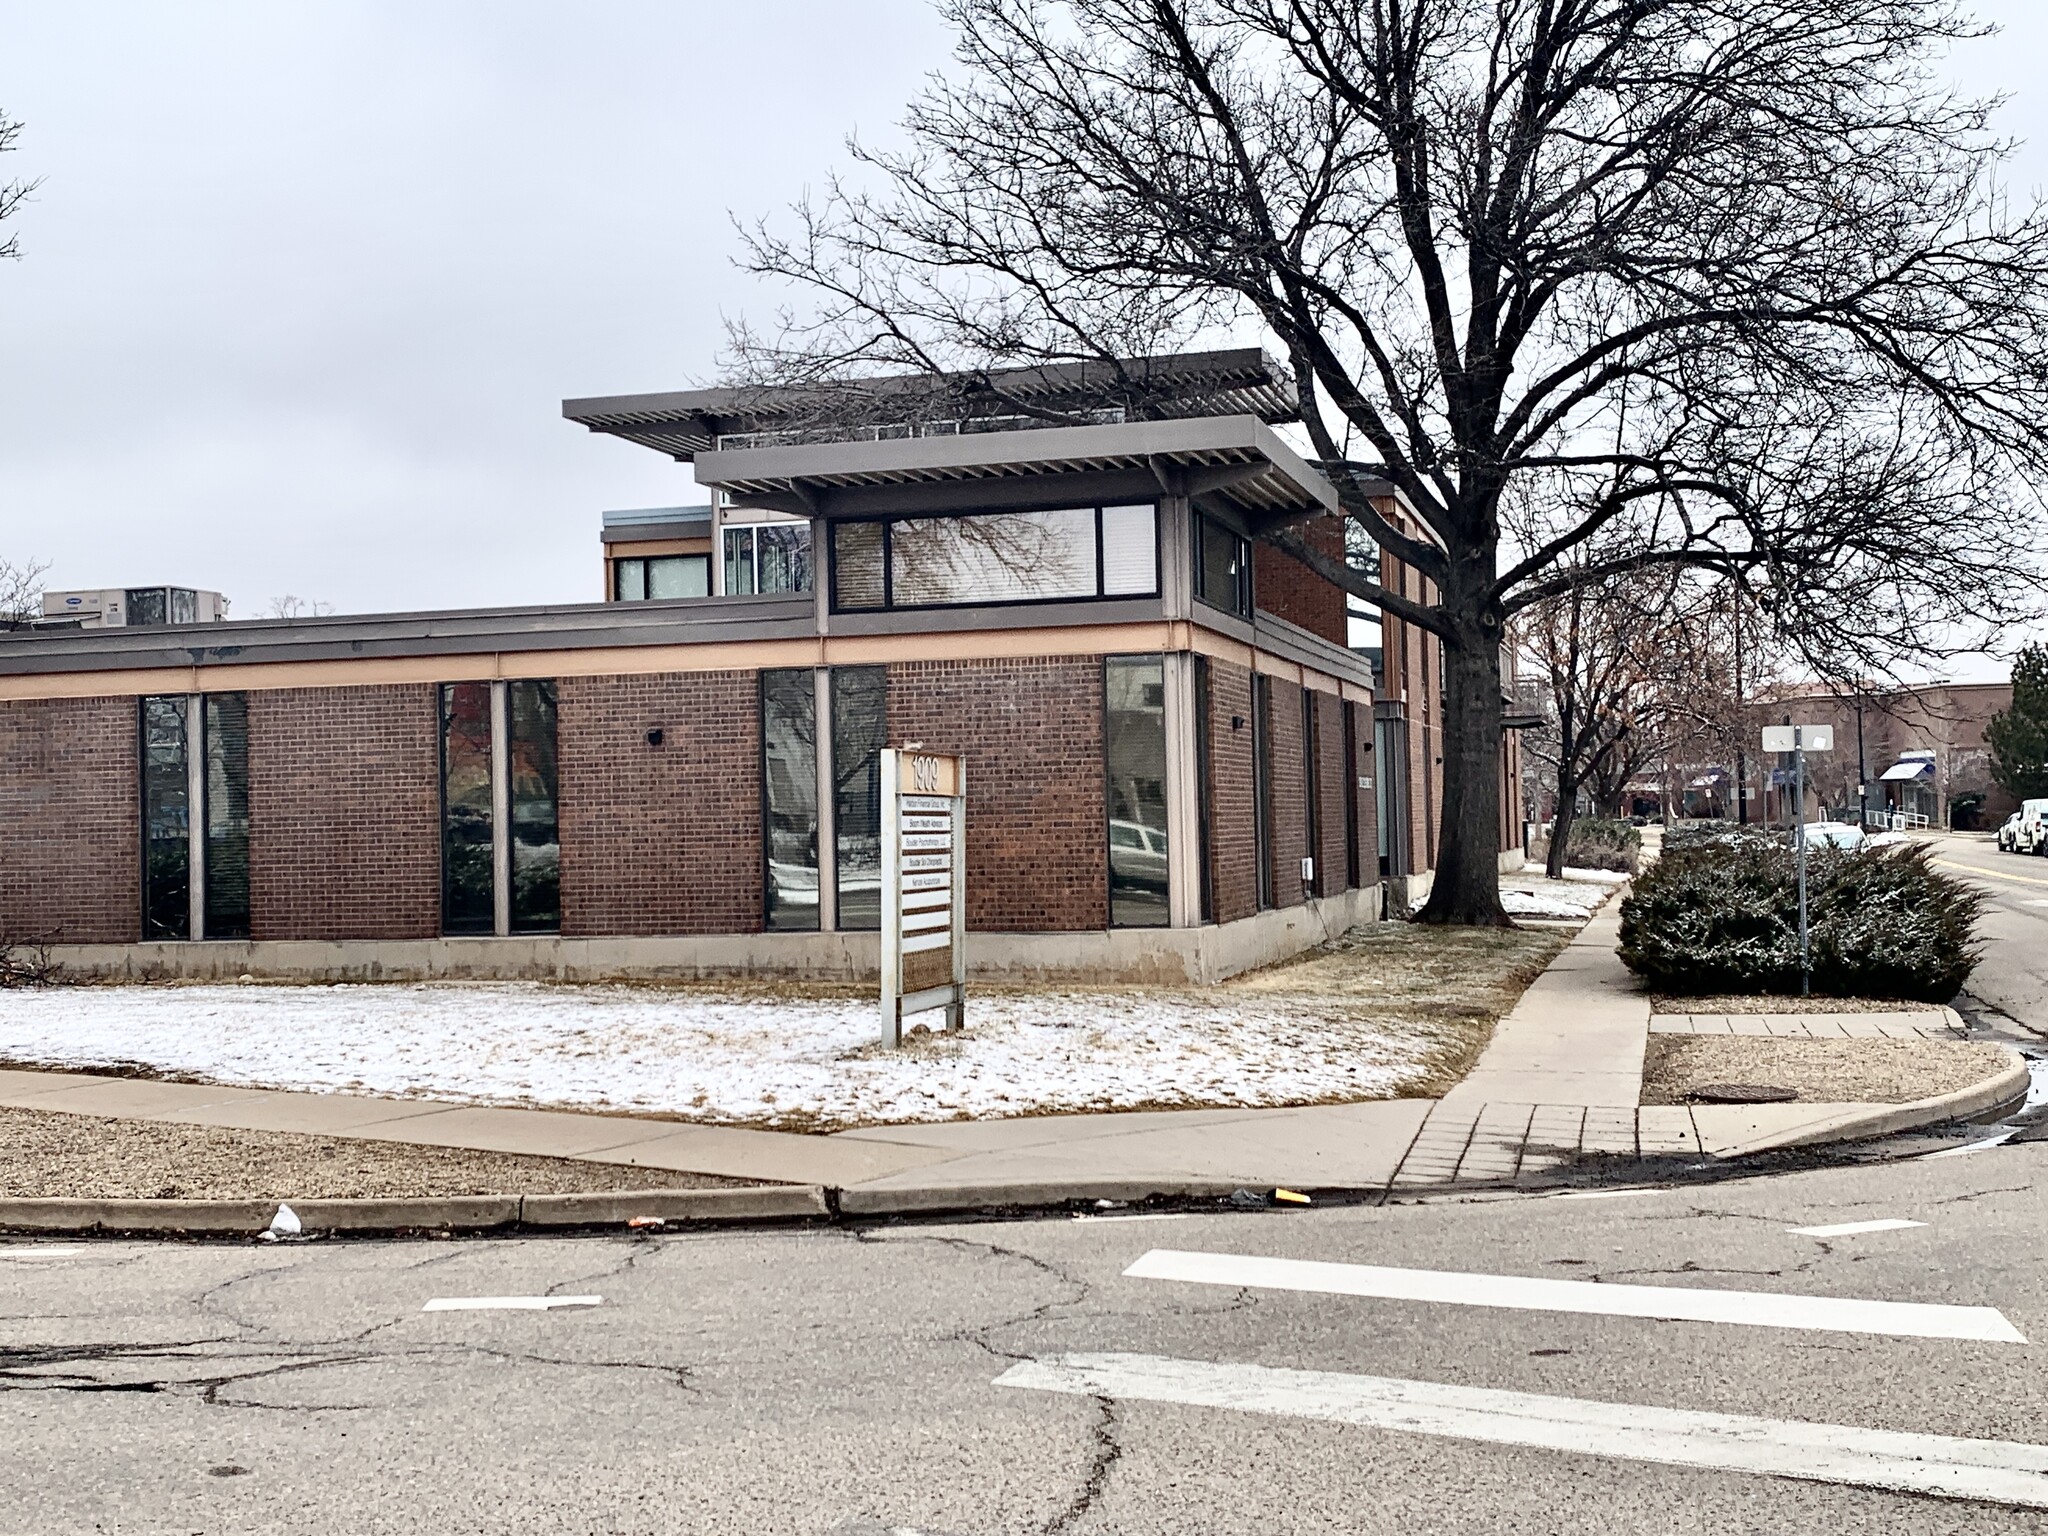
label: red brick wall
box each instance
[886,656,1107,931]
[1254,516,1348,644]
[1204,659,1257,923]
[557,671,763,935]
[1266,676,1310,908]
[0,696,139,943]
[248,685,440,941]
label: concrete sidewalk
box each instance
[0,892,2024,1212]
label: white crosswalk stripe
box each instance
[996,1352,2048,1510]
[1123,1248,2025,1343]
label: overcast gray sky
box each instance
[3,2,2045,630]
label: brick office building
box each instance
[0,352,1518,983]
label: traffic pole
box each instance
[1794,733,1809,997]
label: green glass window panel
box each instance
[757,524,809,593]
[509,679,560,934]
[725,527,756,594]
[647,555,709,599]
[761,669,821,931]
[140,696,190,939]
[203,693,251,940]
[440,682,494,936]
[1195,515,1250,617]
[831,666,887,931]
[1106,656,1170,927]
[891,508,1094,605]
[832,522,885,609]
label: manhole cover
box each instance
[1689,1083,1799,1104]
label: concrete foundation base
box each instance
[43,885,1384,988]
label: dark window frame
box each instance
[829,665,889,932]
[1103,653,1172,930]
[138,695,191,940]
[1302,687,1321,898]
[1343,701,1361,891]
[1192,513,1254,620]
[759,668,823,933]
[613,553,712,602]
[437,681,497,937]
[827,500,1162,616]
[1252,672,1275,910]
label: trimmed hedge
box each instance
[1535,816,1642,873]
[1617,839,1981,1001]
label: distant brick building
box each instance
[0,351,1520,982]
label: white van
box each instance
[2018,799,2048,854]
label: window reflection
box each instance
[761,670,821,931]
[831,667,888,930]
[440,682,495,935]
[203,694,251,940]
[614,555,711,601]
[140,696,190,939]
[1106,656,1170,927]
[509,680,560,933]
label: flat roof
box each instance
[563,349,1298,461]
[693,414,1340,524]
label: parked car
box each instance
[1999,811,2024,852]
[2018,798,2048,854]
[1800,821,1867,851]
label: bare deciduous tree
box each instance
[0,107,35,261]
[0,556,49,628]
[734,0,2048,922]
[1521,566,1708,876]
[262,595,333,619]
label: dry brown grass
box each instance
[1640,1035,2013,1105]
[0,1105,753,1200]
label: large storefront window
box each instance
[440,682,495,936]
[203,693,251,940]
[508,680,560,933]
[140,693,251,940]
[141,696,191,939]
[761,670,821,931]
[831,505,1157,612]
[1106,655,1170,927]
[831,666,887,930]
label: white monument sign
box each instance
[879,746,967,1046]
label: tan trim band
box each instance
[0,620,1371,704]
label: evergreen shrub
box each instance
[1617,839,1981,1001]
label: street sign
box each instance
[1761,724,1834,753]
[1759,726,1835,995]
[879,747,967,1047]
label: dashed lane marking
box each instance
[1935,858,2048,888]
[996,1352,2048,1511]
[0,1246,86,1260]
[1788,1219,1927,1238]
[1123,1249,2024,1343]
[422,1295,603,1312]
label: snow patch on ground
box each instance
[0,984,1458,1130]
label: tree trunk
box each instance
[1545,794,1578,881]
[1418,622,1510,926]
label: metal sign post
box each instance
[879,746,967,1047]
[1761,725,1835,996]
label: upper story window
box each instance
[614,554,710,602]
[724,523,812,595]
[830,503,1157,613]
[1193,514,1253,619]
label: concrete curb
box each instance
[837,1176,1247,1217]
[0,1185,830,1237]
[1715,1047,2032,1159]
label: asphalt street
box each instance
[5,840,2046,1535]
[1929,831,2048,1037]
